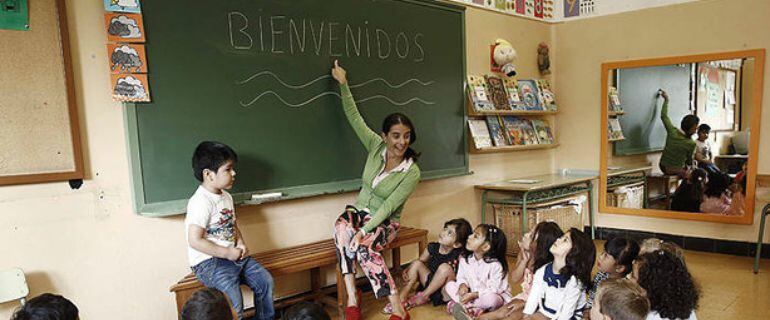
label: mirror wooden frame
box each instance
[599,49,765,225]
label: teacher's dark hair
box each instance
[382,113,420,161]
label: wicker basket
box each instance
[492,193,587,256]
[607,182,644,209]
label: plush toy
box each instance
[492,39,517,77]
[538,42,551,75]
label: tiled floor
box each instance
[329,241,770,319]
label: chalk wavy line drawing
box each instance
[237,71,331,88]
[239,91,341,107]
[349,78,435,89]
[237,71,434,89]
[239,91,434,108]
[355,95,435,105]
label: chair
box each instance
[0,268,29,306]
[754,203,770,273]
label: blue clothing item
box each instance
[192,257,275,320]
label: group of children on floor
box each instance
[381,218,699,320]
[669,123,747,215]
[7,219,701,320]
[657,90,748,215]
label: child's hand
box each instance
[460,292,478,304]
[331,60,347,84]
[457,283,470,297]
[225,247,243,261]
[236,243,250,260]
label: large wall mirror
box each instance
[599,50,765,224]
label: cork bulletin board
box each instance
[0,0,84,185]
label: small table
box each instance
[714,154,749,174]
[607,166,653,209]
[475,172,597,239]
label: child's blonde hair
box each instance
[639,238,684,262]
[597,278,650,320]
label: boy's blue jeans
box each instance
[192,257,274,320]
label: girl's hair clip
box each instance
[488,227,498,234]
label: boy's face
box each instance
[698,130,709,141]
[204,160,236,191]
[598,250,620,274]
[438,224,460,248]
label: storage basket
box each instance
[492,193,587,256]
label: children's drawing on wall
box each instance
[104,13,145,43]
[103,0,141,13]
[107,44,147,73]
[111,74,150,102]
[564,0,580,17]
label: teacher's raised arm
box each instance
[331,60,421,320]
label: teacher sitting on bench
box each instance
[331,60,421,320]
[658,89,700,178]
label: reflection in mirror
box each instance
[604,58,755,217]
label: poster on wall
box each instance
[103,0,141,13]
[564,0,580,17]
[111,74,151,102]
[104,13,145,43]
[107,43,148,74]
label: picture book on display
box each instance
[485,116,509,146]
[517,79,543,111]
[484,74,511,111]
[503,78,526,110]
[468,119,492,148]
[608,118,625,140]
[536,79,557,111]
[608,86,622,112]
[531,119,555,144]
[467,75,494,112]
[501,116,539,145]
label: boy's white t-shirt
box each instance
[695,139,711,160]
[185,186,237,267]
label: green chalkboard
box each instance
[124,0,468,216]
[614,65,692,155]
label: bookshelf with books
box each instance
[466,75,559,153]
[607,86,626,143]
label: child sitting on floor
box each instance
[586,237,640,315]
[589,278,650,320]
[384,218,472,313]
[444,224,512,320]
[480,221,564,320]
[523,228,596,320]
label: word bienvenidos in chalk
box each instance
[228,12,426,62]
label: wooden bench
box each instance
[647,174,681,209]
[170,227,427,318]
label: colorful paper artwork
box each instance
[516,0,526,14]
[104,13,145,43]
[564,0,580,17]
[534,0,544,18]
[107,43,147,73]
[111,74,150,102]
[103,0,141,13]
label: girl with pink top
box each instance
[444,224,513,320]
[482,221,564,320]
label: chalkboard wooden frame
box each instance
[0,0,85,186]
[599,49,765,225]
[124,0,469,217]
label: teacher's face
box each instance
[381,123,411,159]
